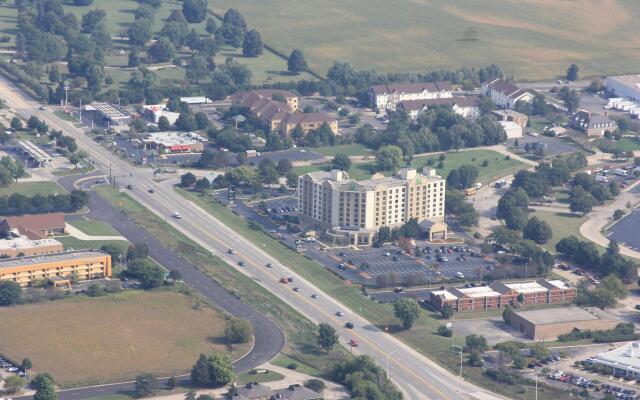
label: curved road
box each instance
[13,173,285,400]
[1,75,507,399]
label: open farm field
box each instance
[0,290,248,387]
[212,0,640,80]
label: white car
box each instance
[335,311,344,317]
[172,211,182,219]
[456,272,465,279]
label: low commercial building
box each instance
[142,104,180,125]
[236,382,274,400]
[570,110,617,137]
[606,75,640,101]
[298,167,446,245]
[490,109,528,128]
[274,384,323,400]
[0,249,112,287]
[397,96,480,120]
[430,279,576,312]
[0,213,66,239]
[179,96,212,104]
[482,78,534,109]
[142,131,207,153]
[86,102,130,126]
[369,82,453,111]
[508,306,619,340]
[592,342,640,379]
[499,121,523,138]
[0,236,63,258]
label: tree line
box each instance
[0,189,87,216]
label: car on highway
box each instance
[311,294,318,299]
[293,287,300,292]
[265,263,273,268]
[238,261,245,266]
[227,249,235,254]
[280,277,288,284]
[172,211,181,219]
[345,322,354,329]
[335,311,344,317]
[349,338,359,347]
[287,277,294,282]
[148,188,154,193]
[126,184,133,190]
[39,105,46,110]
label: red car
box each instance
[280,277,288,284]
[349,339,359,347]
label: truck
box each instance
[464,187,477,196]
[614,168,628,177]
[495,179,507,188]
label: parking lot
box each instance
[507,135,578,156]
[608,209,640,251]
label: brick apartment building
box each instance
[430,279,576,312]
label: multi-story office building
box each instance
[0,249,112,287]
[297,167,447,245]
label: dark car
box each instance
[148,188,154,193]
[238,261,245,266]
[345,322,354,329]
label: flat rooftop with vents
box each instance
[509,306,619,340]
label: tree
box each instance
[331,153,352,171]
[185,56,208,83]
[4,375,26,394]
[393,298,420,329]
[176,111,198,131]
[558,87,580,114]
[126,259,165,289]
[446,164,479,190]
[522,217,552,244]
[127,19,152,47]
[275,158,292,176]
[10,117,22,130]
[0,280,21,306]
[502,304,512,324]
[147,37,175,63]
[33,373,57,400]
[304,378,325,393]
[258,159,279,184]
[242,29,263,57]
[286,172,299,188]
[224,318,252,344]
[465,334,488,353]
[566,63,579,81]
[182,0,207,23]
[287,49,308,74]
[194,177,211,192]
[134,373,158,397]
[441,303,454,319]
[375,145,403,171]
[128,48,141,68]
[205,17,217,34]
[190,353,234,387]
[180,172,197,187]
[570,188,595,215]
[158,116,171,130]
[317,323,338,353]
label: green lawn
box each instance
[235,370,285,385]
[597,137,640,153]
[55,236,130,253]
[411,150,526,184]
[0,181,64,197]
[212,0,640,80]
[293,149,525,182]
[95,185,348,377]
[528,209,602,253]
[313,143,372,157]
[178,187,566,400]
[68,218,121,236]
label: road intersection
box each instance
[0,75,506,400]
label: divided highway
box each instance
[1,75,505,400]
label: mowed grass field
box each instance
[68,218,121,236]
[0,181,64,197]
[293,149,525,182]
[0,290,249,388]
[212,0,640,80]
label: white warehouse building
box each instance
[606,75,640,101]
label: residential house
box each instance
[397,96,481,120]
[482,78,534,109]
[273,384,323,400]
[570,110,617,137]
[236,382,275,400]
[369,82,453,111]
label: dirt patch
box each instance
[0,290,250,387]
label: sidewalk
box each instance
[65,223,127,241]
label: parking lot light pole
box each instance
[385,349,399,378]
[452,345,463,378]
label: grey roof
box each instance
[514,306,615,325]
[274,385,322,400]
[397,96,479,112]
[486,78,530,99]
[370,81,452,96]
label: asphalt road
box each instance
[0,75,506,400]
[12,175,285,400]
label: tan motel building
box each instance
[298,167,447,245]
[0,249,112,287]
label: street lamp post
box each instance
[385,349,399,378]
[452,345,463,378]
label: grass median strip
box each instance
[95,185,347,377]
[178,187,568,400]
